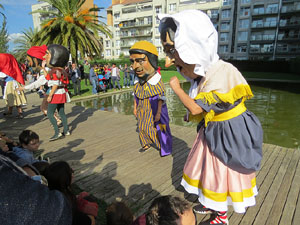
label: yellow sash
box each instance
[211,102,247,122]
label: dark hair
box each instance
[43,161,76,209]
[129,49,158,70]
[19,130,39,145]
[159,18,177,43]
[48,44,69,68]
[106,201,134,225]
[32,161,50,175]
[146,195,190,225]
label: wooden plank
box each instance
[237,145,284,225]
[252,147,294,225]
[266,148,299,225]
[228,143,276,224]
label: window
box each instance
[157,47,162,55]
[116,49,120,56]
[239,19,249,29]
[250,44,260,53]
[169,3,176,12]
[261,44,274,53]
[223,0,232,6]
[114,12,120,20]
[265,17,277,27]
[277,44,288,52]
[238,31,248,41]
[155,6,162,14]
[252,19,263,28]
[253,6,264,15]
[156,16,160,24]
[240,7,250,16]
[266,4,278,14]
[106,50,111,56]
[220,32,229,42]
[116,40,120,47]
[241,0,251,4]
[220,21,230,30]
[219,45,229,53]
[210,9,219,19]
[237,45,247,53]
[106,40,110,48]
[221,9,231,19]
[116,30,120,37]
[155,37,160,45]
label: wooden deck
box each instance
[1,91,300,225]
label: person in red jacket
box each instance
[43,44,71,141]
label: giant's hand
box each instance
[170,76,181,91]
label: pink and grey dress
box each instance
[181,60,263,213]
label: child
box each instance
[43,161,98,225]
[12,130,41,165]
[129,41,172,156]
[106,201,134,225]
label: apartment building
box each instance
[32,0,96,31]
[104,0,300,60]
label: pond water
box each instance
[75,81,300,149]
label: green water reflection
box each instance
[75,81,300,149]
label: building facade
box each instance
[104,0,300,60]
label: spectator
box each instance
[129,65,135,86]
[70,63,81,96]
[111,63,121,90]
[104,64,112,90]
[142,195,195,225]
[43,161,97,225]
[122,63,130,88]
[12,130,41,165]
[0,154,72,225]
[106,201,134,225]
[89,64,98,95]
[83,61,91,86]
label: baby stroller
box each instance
[97,74,107,93]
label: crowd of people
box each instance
[0,9,264,225]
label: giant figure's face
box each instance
[26,55,39,70]
[162,32,198,80]
[130,53,155,78]
[43,50,52,67]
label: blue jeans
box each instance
[130,73,135,86]
[123,72,129,87]
[111,76,121,89]
[91,77,97,94]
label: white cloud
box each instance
[8,33,24,41]
[2,0,39,6]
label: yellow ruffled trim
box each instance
[183,173,257,202]
[195,84,253,105]
[195,84,253,126]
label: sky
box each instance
[1,0,112,51]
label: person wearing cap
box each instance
[0,54,27,119]
[129,41,172,156]
[159,10,263,225]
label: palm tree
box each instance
[31,0,112,63]
[0,4,9,53]
[12,27,37,61]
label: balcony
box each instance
[250,35,275,42]
[251,21,277,29]
[120,31,152,39]
[119,22,152,29]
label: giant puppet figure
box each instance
[0,54,27,118]
[43,44,70,141]
[22,45,61,125]
[129,41,172,156]
[159,10,263,225]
